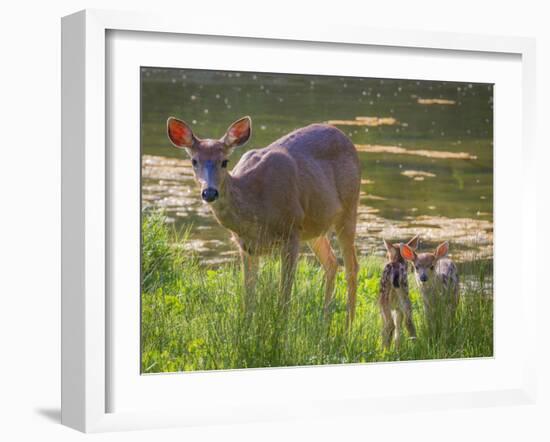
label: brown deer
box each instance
[379,235,419,349]
[400,241,460,326]
[166,116,361,325]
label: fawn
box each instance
[379,235,419,349]
[167,116,361,325]
[400,241,460,326]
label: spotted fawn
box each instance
[379,235,419,349]
[400,241,459,327]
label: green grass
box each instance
[141,212,493,373]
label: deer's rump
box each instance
[232,124,360,241]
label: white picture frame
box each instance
[61,9,537,433]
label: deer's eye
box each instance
[221,159,229,168]
[430,265,434,270]
[191,159,198,167]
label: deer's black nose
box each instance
[420,274,428,282]
[202,188,219,202]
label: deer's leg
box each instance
[309,235,338,318]
[336,219,358,328]
[400,296,417,339]
[380,299,394,349]
[421,291,433,325]
[240,249,259,315]
[280,234,299,314]
[393,310,403,349]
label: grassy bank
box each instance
[141,212,493,373]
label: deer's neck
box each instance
[209,174,256,238]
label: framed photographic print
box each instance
[61,9,537,432]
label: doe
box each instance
[166,116,361,325]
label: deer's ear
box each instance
[222,116,251,153]
[407,234,420,250]
[383,239,398,260]
[167,117,195,150]
[435,241,449,259]
[399,243,416,262]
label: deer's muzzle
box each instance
[202,187,219,202]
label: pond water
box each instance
[141,68,493,265]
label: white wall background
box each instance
[0,1,548,440]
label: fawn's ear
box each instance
[383,239,398,260]
[167,117,196,153]
[407,234,420,250]
[222,116,251,153]
[435,241,449,259]
[399,243,417,262]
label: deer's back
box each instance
[233,124,358,171]
[231,124,360,239]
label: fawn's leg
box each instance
[336,219,358,328]
[421,291,434,330]
[393,310,403,349]
[309,235,338,319]
[280,234,299,315]
[240,248,259,315]
[400,295,417,339]
[380,299,395,349]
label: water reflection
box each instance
[141,69,493,266]
[142,154,492,265]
